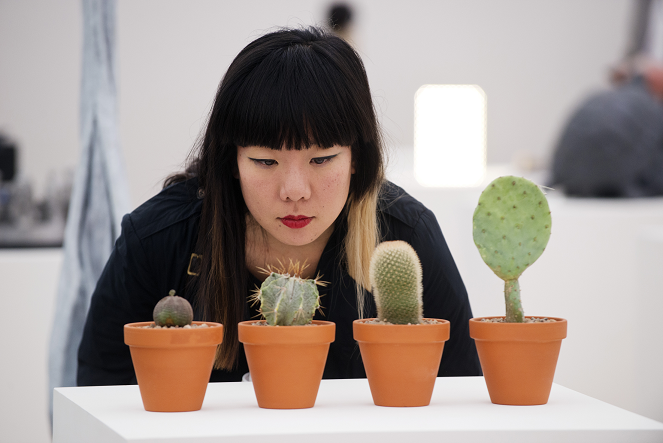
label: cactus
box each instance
[369,240,423,325]
[472,176,552,322]
[153,289,194,327]
[253,261,324,326]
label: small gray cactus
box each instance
[153,289,194,327]
[369,240,423,325]
[472,176,552,322]
[253,262,324,326]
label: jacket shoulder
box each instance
[129,177,202,240]
[378,181,429,230]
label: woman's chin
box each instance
[276,233,319,248]
[270,225,325,248]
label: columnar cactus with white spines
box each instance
[254,262,324,326]
[369,240,423,325]
[472,176,552,322]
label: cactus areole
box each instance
[153,289,194,327]
[369,240,423,325]
[253,263,323,326]
[472,176,552,322]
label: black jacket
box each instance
[77,178,481,385]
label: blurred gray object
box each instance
[0,177,68,248]
[328,3,352,31]
[551,77,663,197]
[0,134,16,182]
[0,132,71,247]
[327,3,354,42]
[48,0,131,420]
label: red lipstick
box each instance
[280,215,312,229]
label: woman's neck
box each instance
[245,217,334,281]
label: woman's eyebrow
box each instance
[313,153,339,159]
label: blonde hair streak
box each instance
[344,186,381,318]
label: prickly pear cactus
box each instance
[472,176,552,322]
[153,289,194,327]
[369,240,423,325]
[253,262,323,326]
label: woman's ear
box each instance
[351,159,356,174]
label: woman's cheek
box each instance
[325,169,343,190]
[249,176,271,198]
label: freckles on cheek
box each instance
[324,172,342,192]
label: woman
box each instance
[77,27,481,385]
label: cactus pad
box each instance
[473,176,551,281]
[253,262,323,326]
[369,240,423,325]
[153,289,194,327]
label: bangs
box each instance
[221,42,362,150]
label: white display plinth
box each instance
[53,377,663,442]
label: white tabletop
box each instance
[53,377,663,443]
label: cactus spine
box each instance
[253,262,324,326]
[472,176,552,322]
[369,240,423,324]
[153,289,194,327]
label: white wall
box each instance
[0,0,81,198]
[0,0,631,207]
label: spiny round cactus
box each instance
[472,176,552,322]
[253,261,324,326]
[153,289,194,327]
[369,240,423,325]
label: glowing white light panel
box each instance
[414,85,486,187]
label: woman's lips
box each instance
[280,215,312,229]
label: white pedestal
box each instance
[53,377,663,443]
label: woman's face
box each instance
[237,145,354,249]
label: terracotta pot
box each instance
[124,321,223,412]
[353,319,450,407]
[469,316,567,405]
[238,320,335,409]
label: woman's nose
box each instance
[279,165,311,202]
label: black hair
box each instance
[168,26,384,370]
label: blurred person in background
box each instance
[551,0,663,197]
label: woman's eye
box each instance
[252,159,277,166]
[311,155,336,165]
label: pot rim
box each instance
[469,316,567,341]
[124,321,224,347]
[354,318,449,325]
[238,320,335,345]
[353,318,450,343]
[125,321,222,329]
[470,316,566,322]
